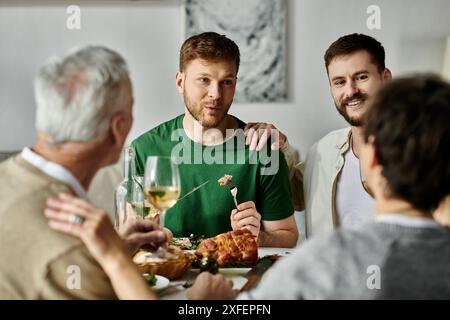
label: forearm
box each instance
[257,228,298,248]
[102,251,158,300]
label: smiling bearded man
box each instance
[302,34,392,238]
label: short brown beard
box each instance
[183,90,228,129]
[335,92,368,127]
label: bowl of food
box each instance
[133,246,195,280]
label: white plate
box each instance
[218,268,252,276]
[153,275,170,290]
[144,274,170,291]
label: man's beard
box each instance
[334,92,368,127]
[183,91,228,129]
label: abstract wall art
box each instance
[184,0,288,102]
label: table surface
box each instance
[158,247,295,300]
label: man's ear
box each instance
[109,112,129,148]
[383,68,392,81]
[175,71,184,94]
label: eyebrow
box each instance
[331,70,369,82]
[196,73,236,78]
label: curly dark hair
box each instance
[179,32,240,74]
[324,33,386,73]
[364,74,450,213]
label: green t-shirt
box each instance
[131,114,294,237]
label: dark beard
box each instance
[335,92,368,127]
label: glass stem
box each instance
[159,210,166,228]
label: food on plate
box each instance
[170,237,193,250]
[171,234,205,250]
[195,229,258,267]
[196,257,219,274]
[133,246,195,280]
[142,273,157,286]
[218,174,233,187]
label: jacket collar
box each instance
[336,127,352,154]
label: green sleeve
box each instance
[258,150,294,221]
[131,140,146,176]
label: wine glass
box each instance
[115,176,147,233]
[129,176,152,219]
[144,155,181,233]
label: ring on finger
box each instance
[69,214,86,225]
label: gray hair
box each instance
[34,45,130,143]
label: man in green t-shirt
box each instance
[132,32,298,247]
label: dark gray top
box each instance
[239,215,450,299]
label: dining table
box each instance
[158,247,295,300]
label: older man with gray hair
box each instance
[0,46,166,299]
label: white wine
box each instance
[145,187,180,211]
[130,201,156,219]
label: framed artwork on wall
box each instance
[183,0,288,103]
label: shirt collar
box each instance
[375,213,441,228]
[336,127,352,152]
[21,147,88,199]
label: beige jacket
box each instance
[0,155,117,299]
[285,128,351,239]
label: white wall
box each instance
[1,0,450,157]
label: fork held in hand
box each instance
[227,182,239,209]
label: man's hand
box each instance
[231,201,261,239]
[120,218,168,256]
[244,122,287,151]
[187,272,239,300]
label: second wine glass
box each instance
[144,156,181,228]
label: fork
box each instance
[165,279,195,289]
[182,279,195,288]
[227,182,239,209]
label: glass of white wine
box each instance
[144,156,181,229]
[129,176,152,219]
